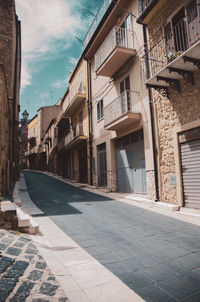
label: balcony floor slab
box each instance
[105,112,141,131]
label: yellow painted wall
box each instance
[28,115,38,150]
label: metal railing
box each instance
[95,26,135,71]
[143,1,200,80]
[69,81,86,103]
[25,147,37,156]
[104,90,140,127]
[64,124,84,147]
[83,0,112,50]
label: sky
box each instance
[15,0,103,119]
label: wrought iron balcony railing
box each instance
[95,26,135,72]
[104,90,140,127]
[143,1,200,80]
[82,0,111,50]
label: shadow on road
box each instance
[23,170,113,216]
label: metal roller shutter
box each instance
[180,139,200,209]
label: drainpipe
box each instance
[143,24,159,201]
[86,59,93,185]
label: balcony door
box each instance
[172,8,188,52]
[186,0,200,47]
[116,14,132,48]
[120,76,130,113]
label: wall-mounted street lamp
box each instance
[22,110,29,121]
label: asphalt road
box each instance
[24,171,200,302]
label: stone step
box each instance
[16,207,39,234]
[0,200,39,234]
[0,200,17,213]
[16,207,30,227]
[28,216,39,234]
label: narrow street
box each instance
[24,171,200,302]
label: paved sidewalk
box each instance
[0,229,69,302]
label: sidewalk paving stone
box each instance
[0,229,69,302]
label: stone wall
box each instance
[0,66,9,197]
[0,0,16,97]
[153,70,200,204]
[0,0,21,192]
[146,170,156,200]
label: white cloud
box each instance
[15,0,84,90]
[52,77,68,89]
[39,92,51,99]
[34,102,45,107]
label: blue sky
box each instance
[15,0,103,119]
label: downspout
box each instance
[143,24,159,201]
[86,59,93,185]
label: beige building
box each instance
[138,0,200,208]
[83,0,156,198]
[26,115,38,170]
[37,105,61,170]
[0,0,21,197]
[56,59,90,183]
[25,104,61,171]
[42,118,58,174]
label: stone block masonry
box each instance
[153,69,200,205]
[0,229,69,302]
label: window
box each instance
[97,99,104,121]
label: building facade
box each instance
[56,59,90,184]
[138,0,200,208]
[83,0,156,198]
[0,0,21,197]
[26,115,38,170]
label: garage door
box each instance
[115,129,146,194]
[180,139,200,209]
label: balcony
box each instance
[64,124,87,149]
[25,147,37,157]
[28,132,36,142]
[64,82,86,117]
[144,1,200,96]
[95,27,136,77]
[104,90,141,131]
